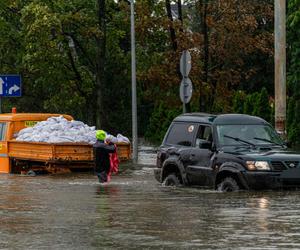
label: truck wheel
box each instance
[217,177,240,192]
[27,170,36,176]
[163,173,181,187]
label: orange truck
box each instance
[0,111,131,174]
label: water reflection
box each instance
[91,179,300,249]
[258,197,270,209]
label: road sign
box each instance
[180,77,193,104]
[0,75,22,97]
[180,50,192,77]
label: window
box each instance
[195,125,212,148]
[165,123,197,146]
[216,124,283,146]
[0,123,7,141]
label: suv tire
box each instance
[217,177,240,192]
[163,173,181,187]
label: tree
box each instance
[232,91,245,114]
[0,1,25,82]
[253,87,271,122]
[0,0,133,135]
[0,0,281,142]
[287,0,300,143]
[19,1,95,120]
[95,0,106,129]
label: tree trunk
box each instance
[203,1,209,111]
[177,0,183,23]
[95,0,106,129]
[198,0,209,112]
[203,2,209,87]
[165,0,177,51]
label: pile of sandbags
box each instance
[16,116,97,144]
[16,116,130,145]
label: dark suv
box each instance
[154,113,300,191]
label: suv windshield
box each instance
[217,124,284,147]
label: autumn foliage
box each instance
[0,0,298,142]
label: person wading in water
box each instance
[93,130,116,183]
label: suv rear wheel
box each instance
[163,173,181,187]
[217,177,240,192]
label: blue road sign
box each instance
[0,75,22,97]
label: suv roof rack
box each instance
[181,112,215,117]
[174,113,217,123]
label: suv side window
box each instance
[165,123,197,146]
[195,125,212,148]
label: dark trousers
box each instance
[96,171,108,183]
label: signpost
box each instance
[179,50,192,113]
[130,0,138,163]
[0,75,22,113]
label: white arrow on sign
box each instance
[0,77,4,95]
[8,84,20,95]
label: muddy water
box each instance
[0,147,300,249]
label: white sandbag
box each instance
[117,134,130,143]
[16,115,130,145]
[17,127,34,136]
[106,134,118,144]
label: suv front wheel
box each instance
[217,177,240,192]
[163,174,181,187]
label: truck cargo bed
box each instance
[8,141,131,163]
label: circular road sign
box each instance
[180,77,193,104]
[180,50,192,77]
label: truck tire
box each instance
[27,170,36,176]
[163,173,181,187]
[217,177,240,192]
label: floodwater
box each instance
[1,147,300,249]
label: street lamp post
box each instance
[131,0,138,163]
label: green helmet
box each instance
[96,130,106,141]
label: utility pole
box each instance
[274,0,286,137]
[131,0,138,163]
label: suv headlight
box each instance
[246,161,270,171]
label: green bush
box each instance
[288,100,300,145]
[287,97,295,133]
[243,92,259,115]
[253,87,271,122]
[145,103,181,143]
[232,91,246,114]
[232,88,272,123]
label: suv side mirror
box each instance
[198,139,212,149]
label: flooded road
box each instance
[1,147,300,249]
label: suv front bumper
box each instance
[243,169,300,190]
